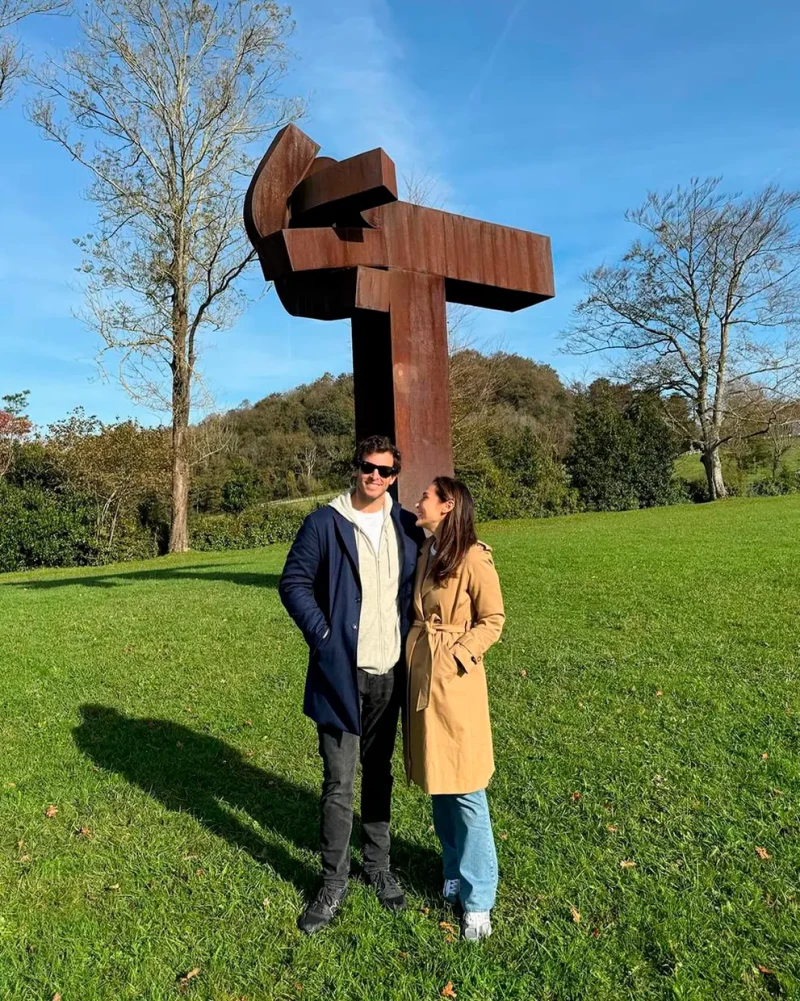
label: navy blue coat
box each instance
[278,501,424,735]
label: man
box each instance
[279,435,423,934]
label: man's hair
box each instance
[353,435,401,473]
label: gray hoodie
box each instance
[329,490,402,674]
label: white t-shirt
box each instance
[351,507,385,554]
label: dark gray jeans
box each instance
[317,666,401,883]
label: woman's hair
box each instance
[430,477,477,584]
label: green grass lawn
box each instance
[1,497,799,1000]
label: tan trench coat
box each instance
[404,538,505,795]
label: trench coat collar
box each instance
[416,536,437,606]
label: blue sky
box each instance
[2,0,800,427]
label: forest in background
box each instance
[3,347,798,572]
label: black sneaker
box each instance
[297,882,348,935]
[365,867,406,911]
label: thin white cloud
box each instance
[289,0,449,196]
[465,0,527,109]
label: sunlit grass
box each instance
[1,496,798,1000]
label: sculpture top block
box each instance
[244,124,555,507]
[244,124,554,317]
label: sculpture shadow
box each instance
[6,566,281,591]
[74,705,440,898]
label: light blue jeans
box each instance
[431,789,498,912]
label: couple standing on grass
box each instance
[279,435,505,941]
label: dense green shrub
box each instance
[189,503,314,552]
[566,381,679,511]
[0,481,158,573]
[221,459,262,514]
[672,477,708,504]
[457,427,578,523]
[0,482,95,572]
[748,466,800,497]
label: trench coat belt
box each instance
[410,617,472,711]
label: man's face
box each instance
[354,451,398,504]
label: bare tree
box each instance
[564,178,800,499]
[30,0,303,550]
[296,442,317,488]
[0,0,68,104]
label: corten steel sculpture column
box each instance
[244,125,555,509]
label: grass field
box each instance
[1,497,799,1000]
[675,443,800,491]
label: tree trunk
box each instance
[169,283,191,552]
[701,447,728,501]
[169,365,191,552]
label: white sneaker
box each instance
[442,878,460,904]
[462,910,492,940]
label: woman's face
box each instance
[415,482,453,534]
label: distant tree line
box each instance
[3,349,798,572]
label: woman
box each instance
[405,477,505,941]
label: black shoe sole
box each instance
[379,897,407,912]
[297,919,333,935]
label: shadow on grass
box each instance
[74,705,440,899]
[5,566,281,590]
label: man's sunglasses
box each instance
[357,460,397,478]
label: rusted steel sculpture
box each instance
[244,124,555,508]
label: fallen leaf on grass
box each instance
[772,788,783,796]
[262,898,270,910]
[571,791,582,801]
[606,824,618,833]
[441,983,457,998]
[243,720,253,727]
[570,906,581,923]
[655,690,663,697]
[439,921,457,933]
[520,670,527,677]
[498,831,509,840]
[75,826,93,838]
[397,951,408,959]
[419,906,430,916]
[620,860,637,869]
[53,994,62,1001]
[755,847,772,860]
[758,965,775,975]
[45,805,59,819]
[762,752,769,760]
[17,839,24,849]
[177,967,201,991]
[592,928,600,938]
